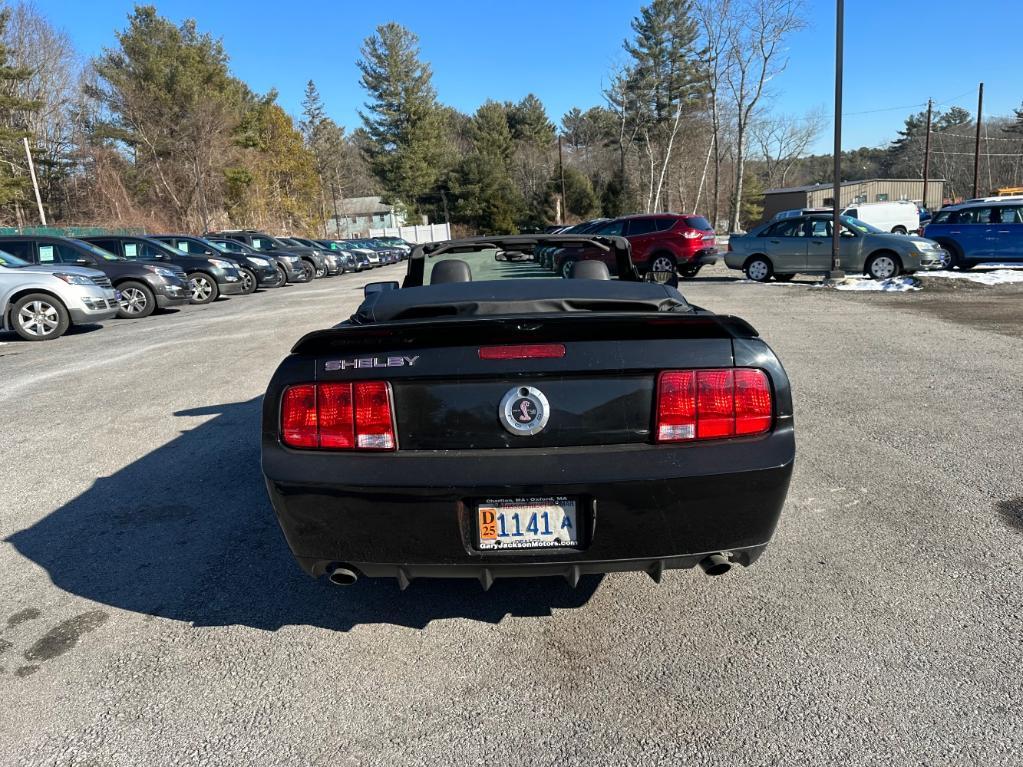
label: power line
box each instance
[840,90,979,118]
[931,131,1021,141]
[930,150,1023,157]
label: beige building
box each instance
[761,178,946,223]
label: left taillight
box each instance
[655,368,772,443]
[281,381,395,450]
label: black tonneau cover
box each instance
[351,279,691,324]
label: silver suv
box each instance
[1,250,118,341]
[726,214,947,281]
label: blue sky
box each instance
[33,0,1023,154]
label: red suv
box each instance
[552,213,717,278]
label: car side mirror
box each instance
[494,251,507,261]
[644,269,679,288]
[364,281,399,298]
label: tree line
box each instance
[1,1,1022,236]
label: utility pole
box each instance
[23,137,46,226]
[558,135,567,225]
[972,82,984,198]
[440,188,450,225]
[329,181,342,238]
[827,0,845,282]
[922,98,933,212]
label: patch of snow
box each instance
[826,276,921,292]
[923,269,1023,286]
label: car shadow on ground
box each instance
[6,397,602,632]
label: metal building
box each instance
[761,178,946,222]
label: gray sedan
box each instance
[725,214,947,281]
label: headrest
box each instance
[570,259,610,280]
[430,259,472,284]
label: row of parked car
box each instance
[536,213,718,279]
[0,230,413,341]
[535,194,1023,284]
[724,195,1023,281]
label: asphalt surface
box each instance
[1,261,1022,766]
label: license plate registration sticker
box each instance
[477,497,579,550]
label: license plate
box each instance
[477,497,579,550]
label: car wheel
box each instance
[188,272,218,304]
[679,264,701,280]
[116,280,156,318]
[276,264,289,285]
[865,252,901,280]
[773,273,795,282]
[296,262,315,283]
[12,293,70,341]
[560,258,577,279]
[891,226,907,235]
[314,263,327,278]
[744,256,772,282]
[649,254,677,274]
[238,268,257,295]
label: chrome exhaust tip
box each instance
[327,566,358,586]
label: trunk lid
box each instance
[304,314,748,450]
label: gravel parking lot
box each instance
[2,262,1021,765]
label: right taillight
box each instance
[656,368,772,443]
[281,381,395,450]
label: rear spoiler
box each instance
[291,313,759,356]
[403,234,640,287]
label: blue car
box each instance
[922,199,1023,269]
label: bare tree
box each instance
[0,2,80,221]
[721,0,804,231]
[696,0,734,227]
[751,108,825,188]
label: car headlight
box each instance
[246,256,270,267]
[286,255,302,263]
[145,265,180,278]
[208,258,232,269]
[52,272,95,285]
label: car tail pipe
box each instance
[698,553,732,577]
[327,564,359,586]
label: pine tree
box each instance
[452,101,523,233]
[621,0,705,211]
[1007,103,1023,135]
[508,94,555,147]
[89,5,250,229]
[0,8,41,209]
[299,80,326,144]
[357,23,443,212]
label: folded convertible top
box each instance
[351,279,692,324]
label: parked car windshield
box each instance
[70,239,125,260]
[0,249,30,267]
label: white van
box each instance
[841,201,919,235]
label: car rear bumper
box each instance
[263,422,794,582]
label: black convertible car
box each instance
[261,235,795,589]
